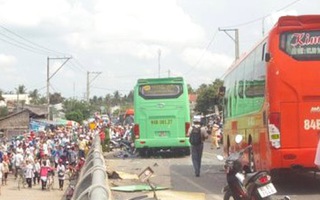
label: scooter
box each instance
[218,135,289,200]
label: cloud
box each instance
[0,54,17,73]
[63,0,205,60]
[0,0,71,27]
[181,47,233,72]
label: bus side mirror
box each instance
[265,52,271,62]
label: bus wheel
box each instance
[138,149,146,157]
[184,148,190,156]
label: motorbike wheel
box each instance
[223,190,235,200]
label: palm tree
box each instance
[29,89,41,105]
[17,85,27,94]
[15,85,27,109]
[0,90,4,101]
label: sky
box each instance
[0,0,319,99]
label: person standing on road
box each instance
[211,123,221,149]
[33,158,41,185]
[24,160,34,188]
[39,160,51,190]
[188,116,208,177]
[57,159,66,190]
[13,150,24,179]
[2,156,9,185]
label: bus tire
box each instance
[184,148,190,156]
[138,149,146,157]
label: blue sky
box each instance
[0,0,319,99]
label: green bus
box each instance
[133,77,191,156]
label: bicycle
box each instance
[17,168,26,190]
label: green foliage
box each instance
[0,107,8,118]
[187,84,194,94]
[194,79,224,115]
[50,92,64,104]
[63,99,91,122]
[65,110,83,123]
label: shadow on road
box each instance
[273,170,320,196]
[170,164,225,197]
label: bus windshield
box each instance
[280,30,320,60]
[139,84,183,99]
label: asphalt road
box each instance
[104,140,320,200]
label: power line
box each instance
[219,0,303,29]
[0,36,49,55]
[184,29,219,75]
[0,23,68,56]
[0,24,67,55]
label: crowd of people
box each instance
[0,123,101,193]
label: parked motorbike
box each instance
[109,136,135,158]
[218,135,289,200]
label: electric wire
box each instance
[0,23,67,56]
[219,0,303,29]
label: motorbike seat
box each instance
[243,172,259,186]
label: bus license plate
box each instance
[257,183,277,198]
[158,131,166,137]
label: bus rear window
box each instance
[139,84,183,99]
[280,30,320,60]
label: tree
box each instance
[187,84,194,94]
[17,85,27,94]
[29,89,42,105]
[112,91,121,106]
[65,110,84,123]
[63,99,91,122]
[0,90,4,101]
[194,79,224,115]
[15,85,27,108]
[50,92,64,104]
[0,107,8,117]
[126,90,134,103]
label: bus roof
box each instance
[277,15,320,28]
[137,77,184,84]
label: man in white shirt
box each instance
[13,151,24,178]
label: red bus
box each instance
[222,15,320,173]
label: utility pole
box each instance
[218,28,239,61]
[86,71,102,102]
[262,17,265,37]
[47,56,72,120]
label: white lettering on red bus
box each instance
[310,106,320,113]
[304,119,320,130]
[291,33,320,47]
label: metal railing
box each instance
[72,135,111,200]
